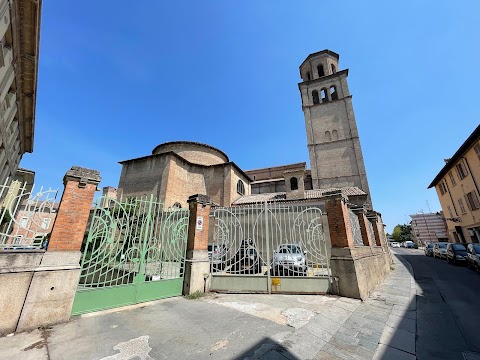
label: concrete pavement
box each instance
[0,252,418,360]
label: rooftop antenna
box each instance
[426,200,431,213]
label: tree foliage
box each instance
[392,224,413,242]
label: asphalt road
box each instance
[393,248,480,360]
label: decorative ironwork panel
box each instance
[210,201,331,286]
[348,209,364,246]
[367,220,376,245]
[0,177,59,249]
[78,195,189,289]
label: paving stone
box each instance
[390,309,415,320]
[373,344,416,360]
[321,343,370,360]
[379,326,415,355]
[386,313,415,333]
[314,350,343,360]
[279,331,326,360]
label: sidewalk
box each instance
[0,253,417,360]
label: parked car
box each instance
[466,243,480,271]
[390,242,400,248]
[271,244,307,276]
[446,243,467,265]
[226,239,262,274]
[433,242,449,259]
[208,244,227,271]
[404,241,414,248]
[424,243,434,256]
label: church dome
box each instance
[152,141,229,166]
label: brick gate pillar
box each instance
[16,167,101,332]
[324,190,390,300]
[183,194,211,295]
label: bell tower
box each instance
[298,50,372,207]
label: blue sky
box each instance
[21,1,480,233]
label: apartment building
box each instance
[0,0,41,185]
[410,212,449,246]
[428,124,480,243]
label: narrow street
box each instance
[393,248,480,360]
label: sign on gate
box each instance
[72,195,190,315]
[209,201,332,294]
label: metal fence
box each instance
[73,194,190,314]
[209,201,331,293]
[0,178,59,250]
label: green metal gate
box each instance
[72,195,189,315]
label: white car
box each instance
[390,242,400,248]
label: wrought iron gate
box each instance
[72,195,189,315]
[209,201,331,294]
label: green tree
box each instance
[391,224,413,242]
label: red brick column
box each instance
[48,167,101,252]
[186,194,211,253]
[367,212,382,246]
[353,207,374,246]
[324,191,355,248]
[183,194,211,295]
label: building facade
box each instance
[117,141,251,208]
[0,0,41,186]
[410,212,449,246]
[428,124,480,243]
[298,50,372,208]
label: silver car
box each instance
[271,244,307,276]
[433,242,449,259]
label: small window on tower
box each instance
[317,65,325,77]
[330,86,338,100]
[325,131,332,141]
[306,71,311,81]
[321,88,328,103]
[290,177,298,191]
[312,90,320,104]
[332,130,338,140]
[331,64,336,74]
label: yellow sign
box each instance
[271,278,281,286]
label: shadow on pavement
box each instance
[232,337,299,360]
[381,250,480,360]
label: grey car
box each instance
[424,243,434,256]
[271,244,307,276]
[433,242,449,259]
[467,243,480,271]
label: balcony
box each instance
[0,0,9,41]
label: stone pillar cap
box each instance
[64,166,102,185]
[323,189,349,202]
[187,194,212,205]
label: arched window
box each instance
[290,177,298,190]
[332,130,338,140]
[331,64,336,74]
[330,86,338,100]
[317,65,325,77]
[307,71,311,81]
[312,90,320,104]
[237,180,245,195]
[325,131,331,141]
[321,88,328,103]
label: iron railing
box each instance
[0,177,59,249]
[210,201,331,279]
